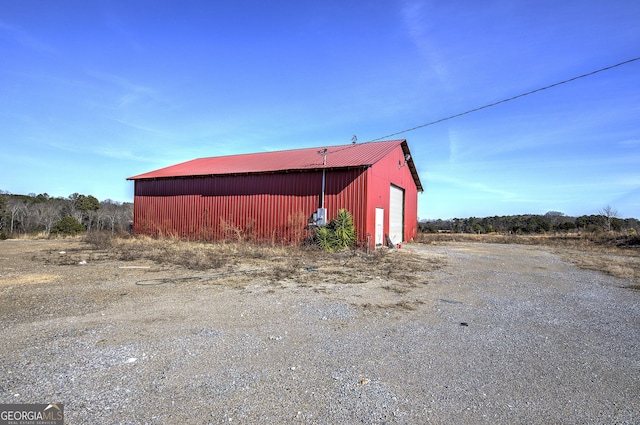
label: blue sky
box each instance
[1,1,639,220]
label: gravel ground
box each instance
[1,240,638,424]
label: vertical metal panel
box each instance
[133,169,369,243]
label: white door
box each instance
[375,207,384,247]
[389,185,404,245]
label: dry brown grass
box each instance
[80,232,443,287]
[38,232,640,285]
[417,231,639,249]
[563,251,640,284]
[417,232,640,283]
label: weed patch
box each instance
[78,234,444,287]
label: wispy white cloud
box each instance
[93,145,159,163]
[117,90,150,108]
[618,138,640,147]
[103,12,144,53]
[84,70,166,109]
[109,117,172,135]
[447,127,467,164]
[425,171,519,199]
[610,187,640,214]
[0,20,55,53]
[399,0,452,88]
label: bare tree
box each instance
[544,211,565,229]
[599,205,620,232]
[0,192,134,236]
[117,202,134,232]
[32,202,62,236]
[7,198,28,235]
[99,200,120,233]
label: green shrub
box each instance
[315,226,335,251]
[332,209,356,249]
[51,216,85,235]
[314,209,357,251]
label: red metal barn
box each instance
[127,139,423,249]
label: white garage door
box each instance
[389,185,404,245]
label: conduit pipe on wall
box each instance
[317,148,328,226]
[321,169,326,209]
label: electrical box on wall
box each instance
[315,208,327,226]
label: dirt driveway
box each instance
[1,239,638,424]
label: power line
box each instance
[368,57,640,142]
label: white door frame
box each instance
[375,207,384,247]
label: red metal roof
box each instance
[128,139,422,191]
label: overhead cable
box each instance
[368,56,640,142]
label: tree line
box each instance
[419,208,639,235]
[0,191,133,238]
[3,190,637,240]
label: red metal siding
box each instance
[364,144,420,244]
[133,168,369,243]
